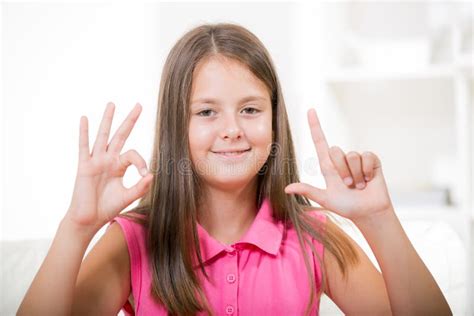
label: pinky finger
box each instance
[123,173,154,206]
[79,116,90,161]
[361,151,375,181]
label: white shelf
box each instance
[324,57,472,83]
[454,53,473,76]
[324,64,454,83]
[455,52,474,68]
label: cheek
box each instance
[188,120,214,156]
[247,119,272,153]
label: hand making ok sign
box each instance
[285,108,394,222]
[65,103,154,233]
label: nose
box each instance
[221,113,243,140]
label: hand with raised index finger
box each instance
[285,108,393,222]
[66,102,154,233]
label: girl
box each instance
[18,23,451,316]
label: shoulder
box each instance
[306,210,328,223]
[109,214,148,263]
[93,220,131,275]
[302,208,328,230]
[83,220,131,268]
[295,208,329,261]
[113,213,147,232]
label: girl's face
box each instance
[188,56,273,190]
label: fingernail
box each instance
[356,182,365,189]
[140,168,148,176]
[343,177,353,186]
[365,176,370,181]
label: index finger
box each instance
[307,108,332,170]
[91,102,115,155]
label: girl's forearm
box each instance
[353,207,452,316]
[17,214,97,315]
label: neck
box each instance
[197,178,259,245]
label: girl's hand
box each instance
[65,102,154,232]
[285,108,393,222]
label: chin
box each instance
[202,173,257,190]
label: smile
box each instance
[211,149,251,159]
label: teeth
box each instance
[218,150,248,156]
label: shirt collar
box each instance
[195,197,284,266]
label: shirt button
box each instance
[225,305,235,315]
[226,273,236,283]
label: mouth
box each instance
[211,148,250,155]
[211,148,251,159]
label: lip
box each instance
[212,148,251,153]
[211,148,251,161]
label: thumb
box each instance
[123,173,154,206]
[285,182,327,207]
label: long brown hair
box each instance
[122,22,359,316]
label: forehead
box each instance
[190,56,270,104]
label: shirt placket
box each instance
[222,244,240,316]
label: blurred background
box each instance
[1,1,473,315]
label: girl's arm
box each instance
[72,221,131,315]
[17,215,96,315]
[18,103,152,314]
[353,207,451,315]
[286,108,451,315]
[322,211,451,315]
[18,216,131,315]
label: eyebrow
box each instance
[190,95,268,105]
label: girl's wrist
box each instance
[60,213,101,242]
[352,205,396,230]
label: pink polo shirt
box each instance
[109,198,327,315]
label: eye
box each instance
[242,107,260,115]
[197,109,215,117]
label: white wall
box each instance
[3,3,155,240]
